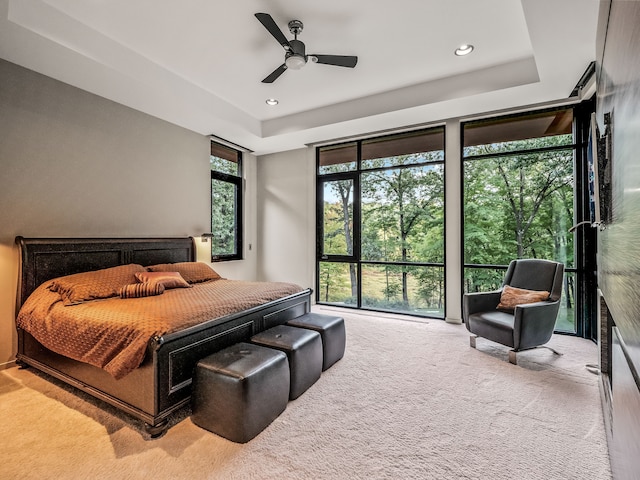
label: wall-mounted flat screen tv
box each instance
[587,112,601,226]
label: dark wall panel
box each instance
[597,0,640,370]
[596,1,640,478]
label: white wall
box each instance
[256,148,315,291]
[445,119,463,323]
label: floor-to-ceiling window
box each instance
[461,107,585,333]
[316,127,445,318]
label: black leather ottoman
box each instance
[250,325,322,400]
[287,313,346,371]
[191,342,290,443]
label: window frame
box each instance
[210,141,243,262]
[316,126,446,318]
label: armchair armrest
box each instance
[513,299,561,350]
[462,290,502,318]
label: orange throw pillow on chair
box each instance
[497,285,550,312]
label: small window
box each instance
[210,141,242,261]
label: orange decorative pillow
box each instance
[49,264,147,306]
[119,282,165,299]
[146,262,221,283]
[497,285,550,312]
[134,271,191,289]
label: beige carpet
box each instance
[0,307,611,480]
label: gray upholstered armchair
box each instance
[463,259,565,364]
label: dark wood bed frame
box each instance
[14,237,312,437]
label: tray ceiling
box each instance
[0,0,598,154]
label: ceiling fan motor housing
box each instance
[285,39,307,69]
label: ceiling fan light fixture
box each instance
[455,44,474,56]
[285,53,306,70]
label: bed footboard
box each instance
[17,288,312,435]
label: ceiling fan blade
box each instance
[262,64,287,83]
[312,55,358,68]
[255,13,291,50]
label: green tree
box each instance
[463,135,574,293]
[211,179,235,255]
[322,179,357,297]
[210,155,240,256]
[362,159,444,305]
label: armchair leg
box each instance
[538,345,563,356]
[470,335,478,349]
[510,345,562,365]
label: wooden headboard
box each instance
[15,237,195,312]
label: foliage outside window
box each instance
[462,108,577,331]
[317,128,445,318]
[210,141,242,261]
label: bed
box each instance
[14,237,312,437]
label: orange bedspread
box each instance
[16,279,303,379]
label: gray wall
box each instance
[0,59,210,367]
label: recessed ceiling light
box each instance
[455,44,474,56]
[265,98,279,106]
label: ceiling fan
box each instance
[255,12,358,83]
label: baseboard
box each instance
[0,359,17,371]
[599,372,614,471]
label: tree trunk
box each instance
[338,182,357,298]
[349,264,357,299]
[400,211,409,305]
[517,166,525,257]
[324,270,330,302]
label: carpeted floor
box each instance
[0,307,612,480]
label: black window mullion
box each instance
[354,140,362,261]
[463,143,575,161]
[355,141,362,308]
[361,159,445,175]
